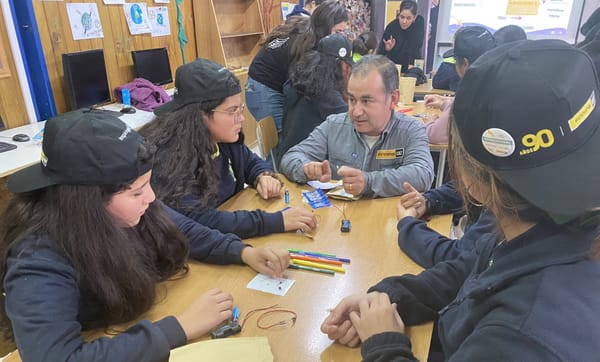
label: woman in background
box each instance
[378,0,425,72]
[275,33,353,166]
[246,0,348,135]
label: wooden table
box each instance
[414,80,454,97]
[116,183,448,361]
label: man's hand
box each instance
[399,182,427,219]
[338,166,365,195]
[303,160,332,182]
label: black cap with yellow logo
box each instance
[453,39,600,223]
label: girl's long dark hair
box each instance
[0,142,190,339]
[289,50,346,100]
[289,0,349,67]
[139,100,224,209]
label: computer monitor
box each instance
[131,47,173,86]
[62,49,111,110]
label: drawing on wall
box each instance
[148,7,171,37]
[0,35,11,79]
[66,3,104,40]
[123,3,152,35]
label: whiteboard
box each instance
[436,0,586,44]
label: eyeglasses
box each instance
[212,104,246,122]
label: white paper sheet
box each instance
[148,6,171,37]
[247,274,295,296]
[66,3,104,40]
[123,3,152,35]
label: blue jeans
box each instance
[245,77,284,135]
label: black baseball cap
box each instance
[453,39,600,224]
[318,34,354,65]
[154,58,241,115]
[453,26,496,63]
[7,110,152,193]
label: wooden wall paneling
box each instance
[32,0,198,115]
[0,7,29,128]
[193,0,226,65]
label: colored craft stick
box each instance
[288,249,336,257]
[289,250,351,264]
[290,254,343,266]
[292,259,345,274]
[288,263,335,275]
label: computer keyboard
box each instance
[0,141,17,153]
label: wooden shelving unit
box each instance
[193,0,265,70]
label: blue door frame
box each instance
[9,0,56,121]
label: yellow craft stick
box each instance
[292,259,345,274]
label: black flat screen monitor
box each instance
[62,49,111,110]
[132,48,173,86]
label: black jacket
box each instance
[175,140,285,239]
[275,81,347,166]
[366,222,600,360]
[378,16,425,72]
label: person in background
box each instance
[245,17,310,136]
[352,31,378,63]
[286,0,323,18]
[378,0,425,72]
[321,39,600,360]
[140,59,316,239]
[431,48,460,91]
[280,55,434,198]
[580,27,600,70]
[0,111,290,361]
[275,34,353,167]
[246,0,348,135]
[578,6,600,48]
[424,26,496,145]
[493,24,527,45]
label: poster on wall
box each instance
[66,3,104,40]
[148,7,171,37]
[123,3,152,35]
[449,0,574,37]
[154,0,170,3]
[103,0,125,4]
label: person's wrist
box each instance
[253,171,283,188]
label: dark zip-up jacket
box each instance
[4,203,248,361]
[365,222,600,361]
[175,140,285,239]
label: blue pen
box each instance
[232,307,240,323]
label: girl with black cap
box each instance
[0,111,290,360]
[141,58,317,239]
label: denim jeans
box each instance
[245,77,284,135]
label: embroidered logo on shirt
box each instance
[267,37,289,49]
[376,148,404,159]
